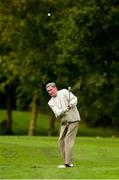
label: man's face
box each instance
[47,86,57,97]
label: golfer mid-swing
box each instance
[46,82,80,168]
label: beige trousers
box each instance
[58,121,79,164]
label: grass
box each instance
[0,109,118,137]
[0,136,119,179]
[0,109,51,135]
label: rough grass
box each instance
[0,136,119,179]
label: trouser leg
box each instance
[58,122,79,164]
[65,122,79,164]
[58,124,67,162]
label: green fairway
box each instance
[0,136,119,179]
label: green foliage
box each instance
[0,0,119,128]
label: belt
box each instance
[61,121,79,125]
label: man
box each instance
[46,82,80,168]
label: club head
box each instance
[68,86,71,92]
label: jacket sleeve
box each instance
[70,93,77,107]
[48,101,68,118]
[63,89,77,107]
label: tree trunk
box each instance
[28,92,39,136]
[48,114,55,136]
[5,86,13,135]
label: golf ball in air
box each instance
[47,13,51,16]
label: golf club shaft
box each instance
[68,87,71,106]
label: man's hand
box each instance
[64,107,70,112]
[61,105,74,117]
[68,104,74,110]
[64,104,73,112]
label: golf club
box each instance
[68,86,71,106]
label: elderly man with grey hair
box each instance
[46,82,81,168]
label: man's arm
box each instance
[63,89,78,108]
[48,102,69,118]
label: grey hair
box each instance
[46,82,56,89]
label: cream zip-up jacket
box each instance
[48,89,80,123]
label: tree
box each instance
[0,0,20,134]
[48,0,119,128]
[9,0,59,135]
[0,0,119,135]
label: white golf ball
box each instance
[47,13,51,16]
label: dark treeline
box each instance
[0,0,119,135]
